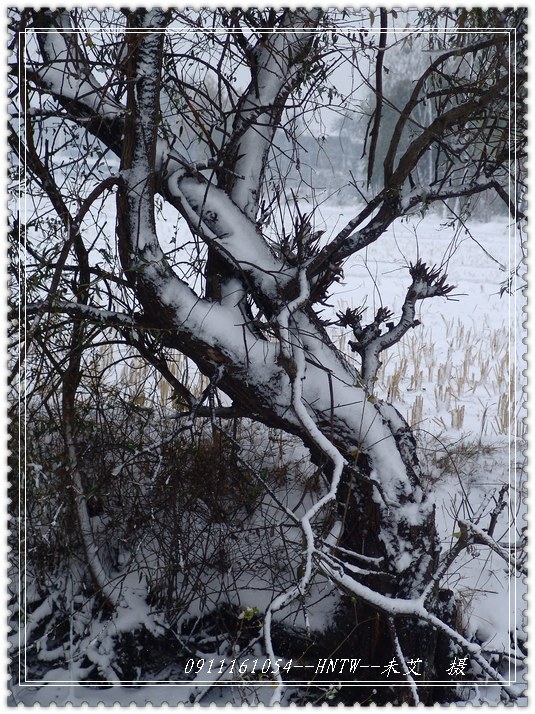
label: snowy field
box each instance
[11,210,525,706]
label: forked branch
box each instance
[338,260,454,385]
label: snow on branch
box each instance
[338,260,454,385]
[28,11,196,183]
[316,552,516,698]
[26,11,311,315]
[227,9,322,221]
[407,260,455,299]
[387,616,420,705]
[168,175,292,301]
[458,519,526,577]
[31,10,124,122]
[114,15,298,388]
[24,300,139,329]
[263,266,348,703]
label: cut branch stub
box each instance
[335,305,365,331]
[408,259,455,299]
[338,262,455,385]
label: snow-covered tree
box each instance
[9,7,525,705]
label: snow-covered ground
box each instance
[11,209,525,705]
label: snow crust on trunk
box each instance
[37,22,123,119]
[230,10,321,220]
[292,313,411,496]
[169,176,291,297]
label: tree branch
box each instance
[224,9,322,221]
[366,8,387,187]
[338,261,454,384]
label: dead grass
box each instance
[88,343,208,411]
[415,432,502,491]
[332,316,524,439]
